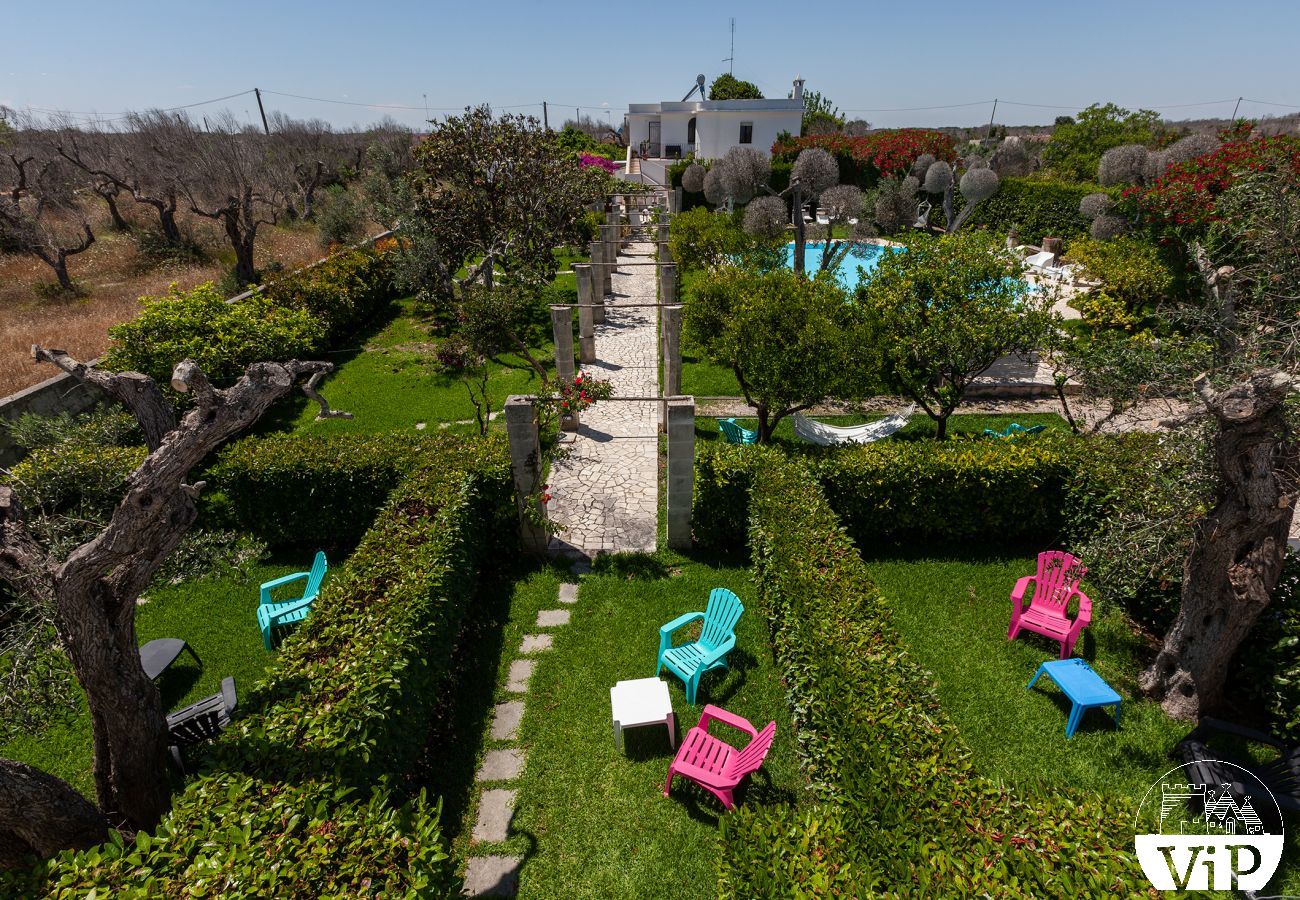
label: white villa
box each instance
[624,77,805,163]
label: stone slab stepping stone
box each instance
[472,789,516,843]
[476,749,525,783]
[491,701,524,741]
[536,609,571,627]
[519,634,552,654]
[505,659,534,693]
[558,583,579,604]
[463,854,521,897]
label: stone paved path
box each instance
[545,237,660,557]
[462,574,582,897]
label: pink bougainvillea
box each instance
[579,153,620,173]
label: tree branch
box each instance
[301,371,353,420]
[31,347,176,451]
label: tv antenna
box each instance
[722,18,735,74]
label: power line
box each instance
[1244,97,1300,109]
[839,100,994,113]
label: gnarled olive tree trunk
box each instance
[1139,370,1299,720]
[0,351,344,865]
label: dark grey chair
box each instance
[1176,717,1299,822]
[165,677,237,772]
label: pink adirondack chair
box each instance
[664,705,776,810]
[1008,550,1092,658]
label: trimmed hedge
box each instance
[264,247,396,346]
[208,432,440,546]
[965,176,1114,245]
[693,433,1164,553]
[4,435,512,897]
[715,453,1145,895]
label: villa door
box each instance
[647,119,661,157]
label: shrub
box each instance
[1062,236,1175,327]
[963,176,1113,244]
[265,246,395,345]
[714,453,1145,895]
[3,435,512,896]
[668,206,782,273]
[103,283,325,384]
[6,408,140,453]
[314,184,366,249]
[208,432,439,546]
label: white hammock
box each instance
[793,406,916,446]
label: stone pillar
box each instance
[574,264,595,364]
[550,305,575,384]
[658,222,670,244]
[659,240,673,266]
[587,241,605,302]
[505,396,549,555]
[599,226,617,295]
[665,397,695,551]
[660,262,677,306]
[588,263,605,324]
[672,186,683,214]
[662,304,682,398]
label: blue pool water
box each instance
[787,241,1039,293]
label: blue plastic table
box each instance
[1027,658,1121,738]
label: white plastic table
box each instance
[610,677,675,752]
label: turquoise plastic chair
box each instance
[656,588,744,704]
[257,551,327,650]
[718,418,758,445]
[983,423,1046,439]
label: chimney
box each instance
[793,77,805,100]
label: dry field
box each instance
[0,204,326,397]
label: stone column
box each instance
[662,304,682,398]
[660,261,677,306]
[587,240,605,302]
[588,263,605,324]
[657,222,670,244]
[672,186,683,214]
[505,396,549,555]
[574,263,595,364]
[599,226,617,295]
[658,240,673,266]
[550,305,575,384]
[665,397,695,551]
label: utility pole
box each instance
[423,93,429,122]
[1232,96,1243,120]
[543,101,549,130]
[985,98,998,141]
[254,87,270,135]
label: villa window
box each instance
[739,122,753,144]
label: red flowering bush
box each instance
[1128,133,1300,230]
[540,370,615,417]
[771,130,956,183]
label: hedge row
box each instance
[715,453,1145,895]
[4,435,512,897]
[103,244,397,385]
[208,432,441,546]
[693,432,1164,553]
[964,176,1114,245]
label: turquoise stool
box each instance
[1027,658,1121,738]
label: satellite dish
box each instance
[696,74,706,87]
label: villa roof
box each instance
[628,98,804,115]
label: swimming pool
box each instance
[787,241,1039,293]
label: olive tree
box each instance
[0,145,95,294]
[911,152,1001,233]
[857,232,1055,439]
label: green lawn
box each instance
[696,411,1069,446]
[865,551,1300,892]
[0,561,301,797]
[255,295,558,436]
[459,554,804,899]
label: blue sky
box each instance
[5,0,1298,131]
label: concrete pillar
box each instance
[574,264,595,364]
[588,263,605,324]
[665,397,695,551]
[659,241,673,266]
[599,226,617,295]
[550,306,575,384]
[658,222,670,244]
[505,396,549,555]
[662,304,682,397]
[672,186,683,214]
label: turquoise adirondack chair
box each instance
[257,551,327,650]
[718,418,758,445]
[656,588,744,704]
[984,423,1046,439]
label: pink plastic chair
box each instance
[664,704,776,810]
[1008,550,1092,658]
